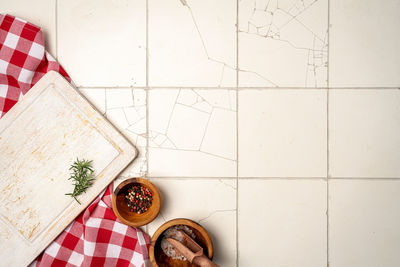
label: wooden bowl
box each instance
[112,178,161,227]
[149,218,214,267]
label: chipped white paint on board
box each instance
[0,72,136,266]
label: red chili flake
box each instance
[125,184,153,214]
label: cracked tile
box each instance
[148,178,237,267]
[148,89,237,177]
[58,0,146,87]
[238,0,328,87]
[329,90,400,178]
[106,89,134,109]
[330,0,400,87]
[148,0,236,86]
[238,179,327,266]
[329,180,400,267]
[80,88,106,114]
[238,89,327,177]
[79,88,147,182]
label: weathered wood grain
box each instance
[0,71,137,266]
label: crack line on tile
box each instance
[149,89,237,162]
[149,146,236,162]
[199,108,213,150]
[279,4,325,41]
[181,0,277,87]
[181,1,234,86]
[176,102,211,114]
[239,0,328,87]
[165,91,180,136]
[327,0,330,265]
[238,68,279,86]
[219,179,237,190]
[104,89,147,177]
[197,209,237,224]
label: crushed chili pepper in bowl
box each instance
[126,184,153,214]
[112,178,161,227]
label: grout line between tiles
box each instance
[78,86,148,90]
[326,92,330,266]
[329,177,400,180]
[148,176,328,180]
[148,177,237,180]
[145,0,149,178]
[327,0,330,266]
[79,86,325,90]
[235,0,239,265]
[146,0,149,87]
[145,89,149,178]
[323,87,400,90]
[145,95,149,177]
[326,96,330,267]
[236,1,239,89]
[76,86,400,90]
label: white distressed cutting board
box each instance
[0,71,136,266]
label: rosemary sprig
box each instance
[65,158,95,204]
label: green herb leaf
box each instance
[65,158,95,204]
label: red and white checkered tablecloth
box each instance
[0,14,151,267]
[0,14,70,117]
[33,186,151,267]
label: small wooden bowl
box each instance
[150,218,214,267]
[112,178,161,227]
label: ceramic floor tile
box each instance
[238,0,328,87]
[329,90,400,178]
[329,180,400,267]
[80,88,106,114]
[0,0,57,56]
[79,88,147,182]
[238,179,327,266]
[58,0,146,87]
[147,178,237,267]
[238,89,327,177]
[330,0,400,87]
[148,89,236,177]
[148,0,236,86]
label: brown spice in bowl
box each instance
[125,184,153,214]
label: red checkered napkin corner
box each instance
[0,14,70,117]
[1,14,151,266]
[32,185,151,267]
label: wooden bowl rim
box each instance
[112,178,161,227]
[149,218,214,267]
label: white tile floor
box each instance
[3,0,400,266]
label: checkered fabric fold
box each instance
[33,185,151,267]
[0,14,70,116]
[0,14,151,266]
